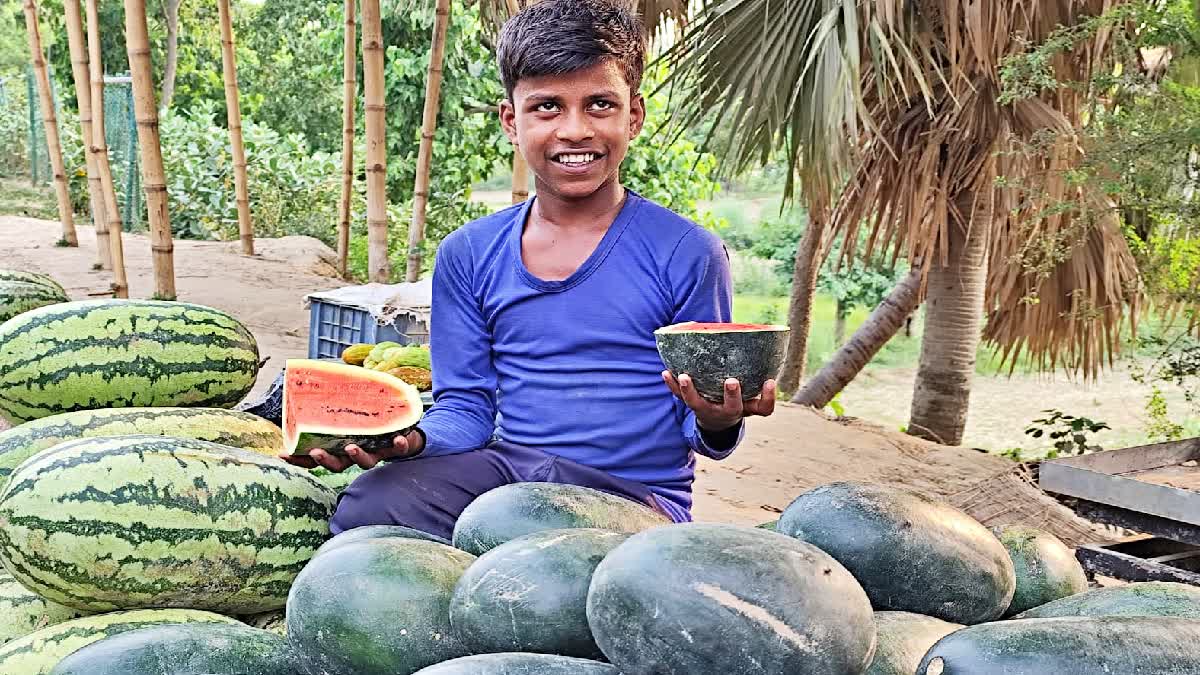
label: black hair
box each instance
[496,0,646,101]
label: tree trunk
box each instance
[834,298,847,347]
[405,0,453,282]
[160,0,182,110]
[87,0,128,297]
[775,207,825,395]
[217,0,253,256]
[63,0,109,269]
[907,190,993,446]
[336,0,356,279]
[126,0,177,300]
[506,0,531,205]
[361,0,389,282]
[792,269,923,408]
[23,0,78,247]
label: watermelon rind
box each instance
[0,572,83,646]
[0,299,261,424]
[1014,581,1200,620]
[865,611,962,675]
[653,321,789,402]
[0,434,336,614]
[0,280,68,324]
[0,271,66,295]
[991,524,1088,616]
[315,524,451,557]
[412,653,621,674]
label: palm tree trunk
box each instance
[405,0,453,282]
[125,0,177,300]
[160,0,182,110]
[361,0,389,282]
[907,188,993,446]
[336,0,356,279]
[217,0,253,256]
[63,0,108,268]
[775,208,825,394]
[87,0,128,298]
[834,298,847,347]
[23,0,78,248]
[792,268,923,408]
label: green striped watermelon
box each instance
[0,271,66,295]
[0,608,241,675]
[0,572,83,646]
[0,299,261,424]
[0,281,69,324]
[0,407,283,489]
[0,435,337,614]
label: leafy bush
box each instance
[0,72,28,178]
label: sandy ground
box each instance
[0,215,1091,528]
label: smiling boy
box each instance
[288,0,776,540]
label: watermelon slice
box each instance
[653,322,789,403]
[282,359,424,456]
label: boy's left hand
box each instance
[662,371,777,431]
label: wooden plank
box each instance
[1077,543,1200,586]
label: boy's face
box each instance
[500,60,645,202]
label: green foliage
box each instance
[1023,409,1111,459]
[0,2,26,72]
[1144,386,1186,441]
[819,233,907,319]
[0,71,29,177]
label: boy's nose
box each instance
[555,111,595,142]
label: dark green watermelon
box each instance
[653,322,788,402]
[452,482,670,556]
[285,538,475,674]
[916,616,1200,674]
[412,653,620,674]
[991,525,1088,616]
[449,528,628,659]
[316,524,451,557]
[776,481,1015,624]
[586,523,876,675]
[865,611,961,675]
[47,623,299,675]
[1015,581,1200,619]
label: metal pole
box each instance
[26,65,38,185]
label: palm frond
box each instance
[472,0,688,42]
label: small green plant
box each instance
[999,447,1026,461]
[825,393,845,417]
[1024,409,1111,459]
[1145,386,1186,442]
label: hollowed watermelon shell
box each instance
[653,322,789,402]
[282,359,423,455]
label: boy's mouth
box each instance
[552,152,604,169]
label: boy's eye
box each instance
[590,100,615,111]
[536,102,559,112]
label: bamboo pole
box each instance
[86,0,128,297]
[362,0,389,282]
[505,0,531,204]
[336,0,356,279]
[23,0,79,247]
[63,0,110,269]
[217,0,254,256]
[125,0,177,300]
[404,0,452,282]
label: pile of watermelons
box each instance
[1,287,1200,673]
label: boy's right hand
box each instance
[278,431,424,472]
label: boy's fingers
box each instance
[278,453,317,469]
[345,445,379,470]
[310,449,355,472]
[744,380,778,417]
[662,370,683,399]
[721,378,743,415]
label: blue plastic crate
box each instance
[307,298,430,360]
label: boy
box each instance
[286,0,776,540]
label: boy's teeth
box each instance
[560,153,596,165]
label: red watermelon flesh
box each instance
[282,359,423,455]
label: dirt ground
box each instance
[0,215,1097,529]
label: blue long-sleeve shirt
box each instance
[416,191,744,521]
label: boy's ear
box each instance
[499,99,519,145]
[629,92,646,139]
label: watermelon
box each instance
[586,523,877,675]
[0,406,283,489]
[413,653,620,674]
[776,481,1016,624]
[992,524,1088,616]
[450,528,628,659]
[0,572,82,645]
[316,524,451,557]
[48,622,300,675]
[0,271,66,295]
[0,281,69,324]
[286,538,475,675]
[0,299,260,424]
[452,482,671,556]
[0,434,336,614]
[865,611,962,675]
[0,608,241,675]
[1014,581,1200,619]
[653,321,789,402]
[282,358,423,455]
[916,616,1200,674]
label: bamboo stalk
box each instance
[337,0,356,279]
[23,0,78,247]
[63,0,110,269]
[405,0,452,283]
[86,0,128,298]
[125,0,177,300]
[361,0,389,282]
[217,0,254,256]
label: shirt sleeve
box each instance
[666,227,746,461]
[414,230,498,456]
